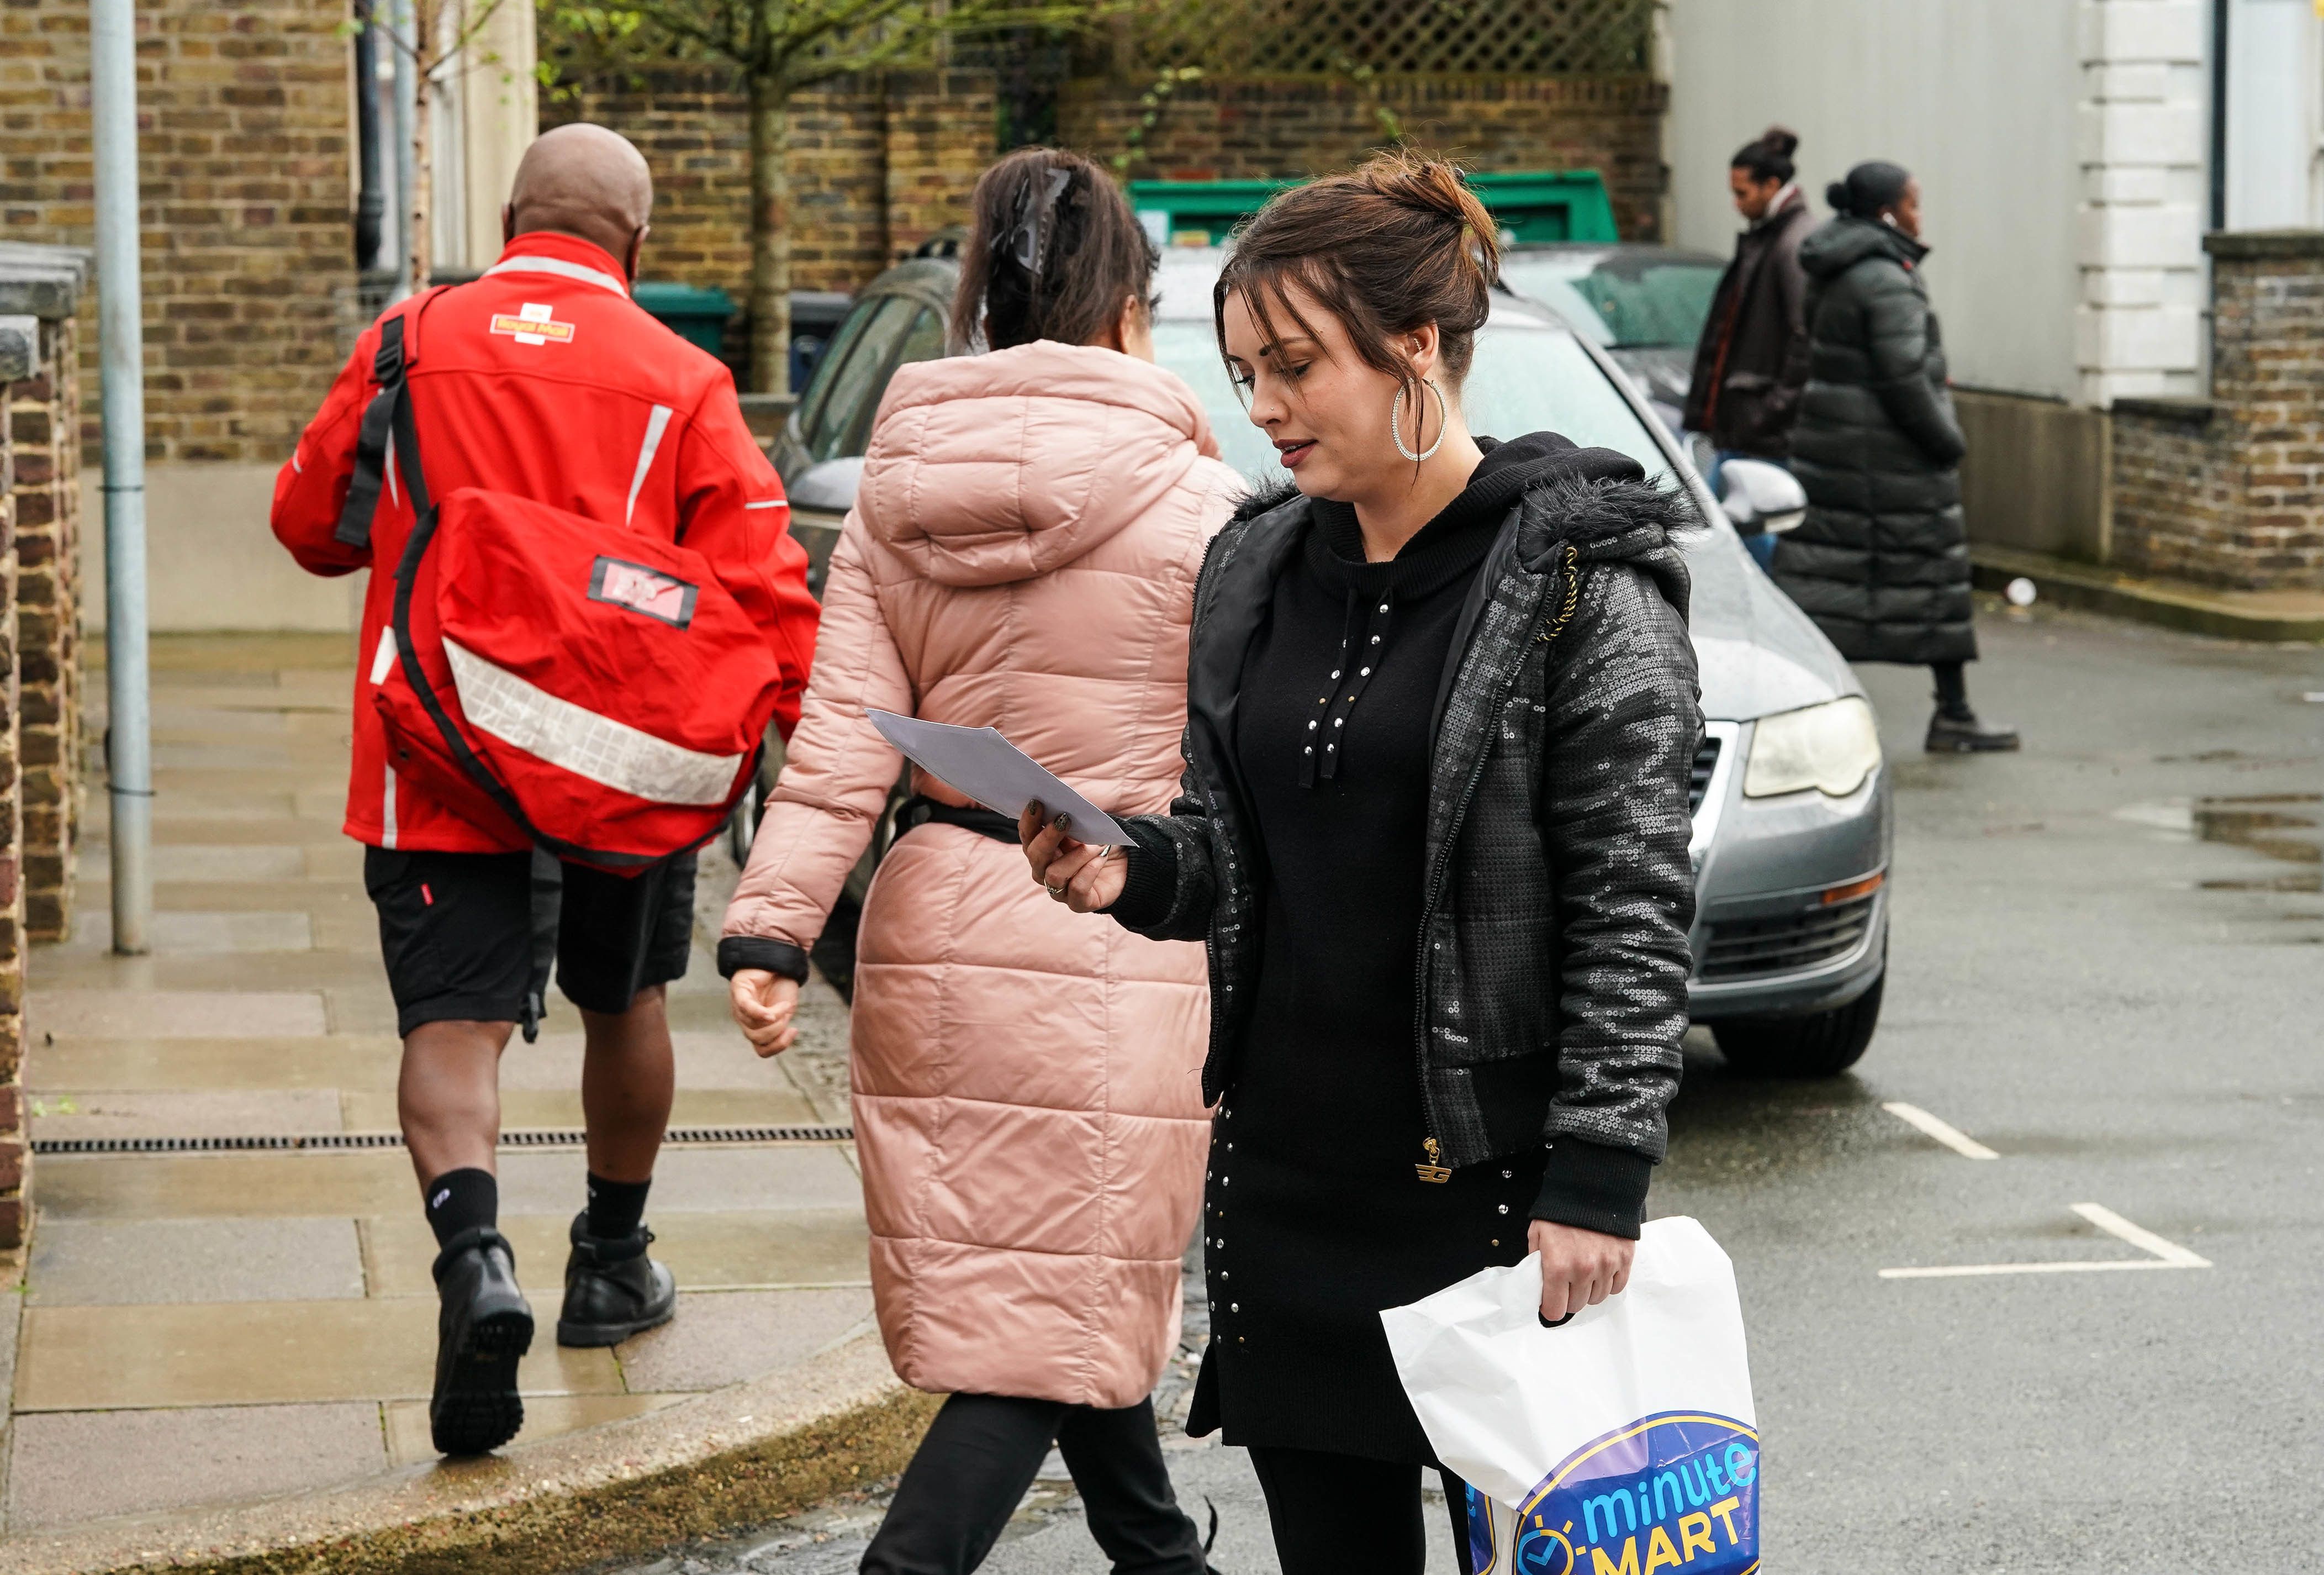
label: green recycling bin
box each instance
[632,282,735,355]
[1127,170,1620,248]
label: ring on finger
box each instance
[1044,881,1067,899]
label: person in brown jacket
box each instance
[1683,127,1813,571]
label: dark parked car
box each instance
[1496,243,1725,434]
[767,245,1893,1078]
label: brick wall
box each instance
[541,67,1000,302]
[0,0,358,464]
[543,59,1668,315]
[883,71,1005,259]
[0,314,28,1251]
[14,315,79,942]
[2110,231,2324,591]
[1056,73,1670,240]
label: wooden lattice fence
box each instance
[1105,0,1656,77]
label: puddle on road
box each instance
[2193,792,2322,891]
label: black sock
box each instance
[423,1167,498,1247]
[585,1173,652,1240]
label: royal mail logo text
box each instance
[491,303,575,346]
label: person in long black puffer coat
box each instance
[1773,161,2019,752]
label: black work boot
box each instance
[429,1226,534,1456]
[557,1210,676,1347]
[1926,708,2021,753]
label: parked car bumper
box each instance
[1686,717,1893,1021]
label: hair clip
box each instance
[1007,168,1073,279]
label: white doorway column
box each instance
[2077,0,2209,403]
[455,0,539,271]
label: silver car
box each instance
[773,245,1892,1077]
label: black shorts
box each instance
[364,847,697,1037]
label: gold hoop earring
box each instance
[1391,379,1449,462]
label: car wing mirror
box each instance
[1719,457,1808,534]
[789,456,866,515]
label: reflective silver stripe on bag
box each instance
[442,638,743,805]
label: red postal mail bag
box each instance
[337,299,781,871]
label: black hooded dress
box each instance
[1182,434,1665,1463]
[1772,215,1977,666]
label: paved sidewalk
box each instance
[9,636,869,1537]
[1969,544,2324,642]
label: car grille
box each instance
[1700,891,1876,982]
[1688,737,1721,815]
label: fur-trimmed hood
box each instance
[1226,435,1699,621]
[1513,467,1697,624]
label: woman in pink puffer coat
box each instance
[723,149,1236,1574]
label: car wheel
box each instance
[1711,970,1884,1078]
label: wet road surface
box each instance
[591,600,2324,1574]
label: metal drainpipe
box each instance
[91,0,152,955]
[391,0,418,300]
[2209,0,2229,232]
[354,18,385,270]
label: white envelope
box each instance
[866,709,1131,847]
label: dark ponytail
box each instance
[1731,125,1798,185]
[1213,149,1500,402]
[1826,160,1911,220]
[952,147,1158,354]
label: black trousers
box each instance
[1246,1446,1475,1575]
[860,1393,1208,1575]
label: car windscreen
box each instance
[1497,255,1722,350]
[1152,318,1674,484]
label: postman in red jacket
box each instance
[272,229,818,857]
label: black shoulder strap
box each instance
[334,303,435,548]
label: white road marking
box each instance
[1881,1260,2186,1280]
[1880,1203,2211,1279]
[2112,801,2193,833]
[1882,1101,1999,1160]
[2071,1202,2211,1267]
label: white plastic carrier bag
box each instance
[1381,1216,1758,1575]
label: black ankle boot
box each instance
[430,1226,534,1456]
[557,1210,677,1347]
[1925,708,2021,753]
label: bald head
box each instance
[503,124,654,277]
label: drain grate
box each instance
[34,1124,855,1157]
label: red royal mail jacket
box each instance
[272,231,819,855]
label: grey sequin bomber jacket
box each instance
[1106,456,1704,1236]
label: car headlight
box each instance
[1742,697,1882,798]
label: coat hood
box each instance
[1229,436,1699,619]
[1798,214,1929,280]
[857,340,1228,588]
[1513,467,1699,623]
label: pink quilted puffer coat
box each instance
[726,340,1240,1408]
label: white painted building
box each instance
[1662,0,2318,556]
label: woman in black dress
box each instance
[1022,153,1702,1573]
